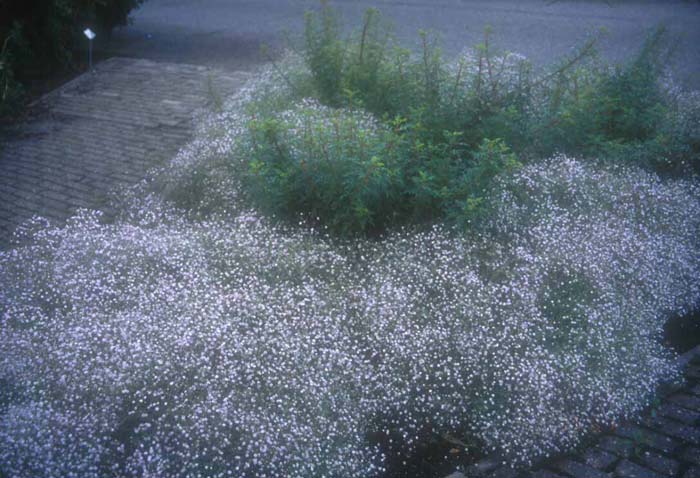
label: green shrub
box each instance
[243,95,524,235]
[303,4,446,125]
[0,0,146,116]
[94,0,146,37]
[303,1,346,106]
[249,7,534,234]
[0,1,74,80]
[302,6,693,168]
[246,100,409,235]
[530,26,699,174]
[245,5,697,236]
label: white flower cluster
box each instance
[273,98,383,144]
[1,66,699,477]
[673,89,700,146]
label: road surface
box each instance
[102,0,700,88]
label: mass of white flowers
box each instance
[1,59,699,478]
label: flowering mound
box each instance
[2,139,699,478]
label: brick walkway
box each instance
[0,57,248,247]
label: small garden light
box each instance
[83,28,96,71]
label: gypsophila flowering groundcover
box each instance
[2,48,700,477]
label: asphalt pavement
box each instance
[100,0,700,88]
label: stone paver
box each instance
[657,404,700,426]
[599,436,636,459]
[0,57,248,248]
[681,448,700,467]
[616,459,666,478]
[636,450,681,476]
[583,448,618,470]
[683,466,700,478]
[528,471,568,478]
[613,425,679,455]
[553,459,611,478]
[669,395,700,413]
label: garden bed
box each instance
[1,4,699,478]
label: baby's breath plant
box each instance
[2,154,699,477]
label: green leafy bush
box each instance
[243,6,698,236]
[246,7,539,234]
[246,100,408,234]
[243,98,523,235]
[302,4,447,131]
[0,0,146,116]
[0,0,74,80]
[532,27,689,170]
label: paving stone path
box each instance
[448,347,700,478]
[0,57,248,248]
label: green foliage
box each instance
[244,4,698,236]
[244,98,522,235]
[249,5,530,235]
[0,0,73,78]
[447,138,522,230]
[533,26,698,173]
[0,0,146,115]
[302,4,446,124]
[303,1,345,106]
[246,103,408,235]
